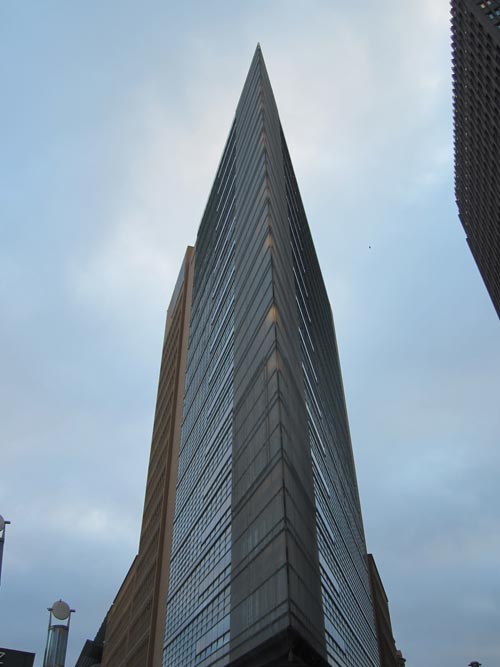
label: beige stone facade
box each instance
[101,246,194,667]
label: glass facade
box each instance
[163,125,236,667]
[162,45,380,667]
[283,135,380,667]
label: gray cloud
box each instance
[1,2,499,666]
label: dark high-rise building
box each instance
[162,46,381,667]
[451,0,500,318]
[95,45,399,667]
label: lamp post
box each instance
[42,600,76,667]
[0,515,11,586]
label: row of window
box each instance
[284,153,380,667]
[163,121,237,667]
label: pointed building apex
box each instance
[254,42,264,61]
[253,42,263,62]
[236,42,274,119]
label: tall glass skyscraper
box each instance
[162,46,381,667]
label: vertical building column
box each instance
[230,46,326,666]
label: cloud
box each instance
[71,72,236,319]
[71,0,454,326]
[1,3,499,666]
[256,1,452,193]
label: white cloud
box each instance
[72,74,236,317]
[71,0,454,327]
[3,3,500,665]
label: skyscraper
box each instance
[161,46,381,667]
[451,0,500,318]
[94,45,396,667]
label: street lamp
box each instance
[42,600,76,667]
[0,514,11,586]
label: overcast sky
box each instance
[1,2,499,666]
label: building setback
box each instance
[100,246,194,667]
[367,555,405,667]
[75,615,107,667]
[162,46,381,667]
[451,0,500,318]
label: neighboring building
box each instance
[451,0,500,318]
[0,648,35,667]
[100,247,194,667]
[75,615,107,667]
[162,46,380,667]
[367,555,405,667]
[396,650,406,666]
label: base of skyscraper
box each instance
[230,629,328,667]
